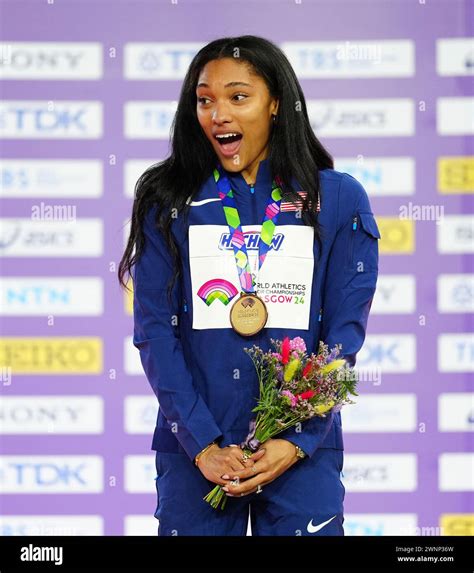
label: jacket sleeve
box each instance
[132,205,224,461]
[277,173,381,457]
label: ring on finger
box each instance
[251,464,257,473]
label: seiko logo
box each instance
[218,232,284,250]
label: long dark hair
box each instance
[118,35,334,302]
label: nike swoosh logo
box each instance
[307,514,337,534]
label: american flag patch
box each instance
[280,192,320,212]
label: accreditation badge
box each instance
[189,224,314,331]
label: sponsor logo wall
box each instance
[0,2,472,536]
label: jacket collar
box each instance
[220,157,272,192]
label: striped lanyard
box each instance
[214,163,282,294]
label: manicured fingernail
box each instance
[225,493,236,497]
[222,474,229,479]
[222,486,229,492]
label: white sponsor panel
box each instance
[124,160,158,198]
[189,224,314,330]
[437,215,474,254]
[124,515,158,536]
[371,275,416,314]
[438,393,474,432]
[0,101,103,138]
[439,453,474,491]
[344,394,417,432]
[0,515,103,536]
[124,396,158,434]
[282,40,414,78]
[356,334,416,373]
[124,101,177,139]
[125,336,144,375]
[341,454,417,492]
[0,456,103,493]
[0,218,103,257]
[0,277,103,315]
[335,157,415,196]
[438,334,474,372]
[344,513,418,536]
[437,38,474,76]
[0,42,102,79]
[0,396,104,434]
[438,274,474,313]
[124,43,203,79]
[0,159,102,198]
[124,455,156,493]
[437,97,474,135]
[307,99,414,137]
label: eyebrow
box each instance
[196,81,253,89]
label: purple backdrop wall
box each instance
[0,0,472,536]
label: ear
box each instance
[271,98,279,116]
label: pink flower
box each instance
[281,390,298,407]
[289,337,307,353]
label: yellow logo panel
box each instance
[440,514,474,536]
[438,156,474,193]
[377,217,415,254]
[0,338,102,374]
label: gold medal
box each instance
[229,292,268,337]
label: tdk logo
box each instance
[219,232,284,250]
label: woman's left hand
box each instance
[222,438,300,497]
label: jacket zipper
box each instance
[249,182,257,225]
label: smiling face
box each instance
[196,57,279,183]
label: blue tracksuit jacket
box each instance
[133,158,381,463]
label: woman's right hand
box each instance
[196,444,266,486]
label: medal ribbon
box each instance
[214,163,282,294]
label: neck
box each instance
[240,149,269,185]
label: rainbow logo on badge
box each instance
[197,279,239,306]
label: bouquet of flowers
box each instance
[204,336,358,510]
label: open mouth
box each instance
[214,132,243,155]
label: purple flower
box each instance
[327,344,341,362]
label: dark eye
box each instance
[197,96,210,105]
[233,93,247,101]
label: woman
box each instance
[118,35,380,536]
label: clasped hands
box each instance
[196,438,299,497]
